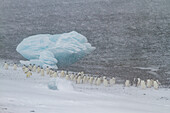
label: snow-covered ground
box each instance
[0,65,170,113]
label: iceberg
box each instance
[16,31,95,69]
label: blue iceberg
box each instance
[16,31,95,69]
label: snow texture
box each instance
[16,31,95,68]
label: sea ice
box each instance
[16,31,95,69]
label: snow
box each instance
[0,65,170,113]
[16,31,95,69]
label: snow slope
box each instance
[0,65,170,113]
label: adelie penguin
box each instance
[125,80,130,87]
[53,71,57,77]
[96,77,102,86]
[140,80,146,90]
[22,65,26,71]
[26,70,32,78]
[73,75,78,82]
[28,64,32,71]
[40,68,44,76]
[70,73,74,81]
[32,64,36,72]
[146,79,152,88]
[24,67,29,74]
[65,74,70,80]
[4,61,8,70]
[89,76,94,84]
[133,78,138,87]
[137,78,141,87]
[82,76,87,84]
[37,66,41,73]
[60,70,65,77]
[110,77,116,86]
[46,66,50,75]
[49,69,54,77]
[13,63,17,70]
[76,76,82,84]
[93,77,98,85]
[103,78,109,87]
[153,80,160,90]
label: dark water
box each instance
[0,0,170,85]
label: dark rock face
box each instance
[0,0,170,85]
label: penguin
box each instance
[4,62,8,70]
[46,66,50,75]
[146,79,151,88]
[24,67,29,74]
[109,77,116,86]
[140,80,146,90]
[32,64,36,72]
[93,77,98,85]
[82,76,87,84]
[133,78,138,87]
[130,79,134,86]
[66,70,69,75]
[40,68,44,76]
[22,65,26,71]
[103,78,108,87]
[65,74,70,80]
[26,70,32,78]
[81,74,84,81]
[37,66,41,73]
[137,78,141,87]
[89,76,94,84]
[81,71,84,76]
[60,70,65,77]
[13,63,17,70]
[53,71,58,77]
[156,80,161,85]
[70,73,74,81]
[96,77,102,86]
[86,75,90,82]
[103,76,106,80]
[28,64,32,71]
[125,80,130,87]
[153,80,159,90]
[77,72,81,77]
[76,76,82,84]
[49,69,54,77]
[73,75,78,82]
[150,79,154,87]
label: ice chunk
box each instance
[48,79,58,90]
[48,78,74,91]
[16,31,95,68]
